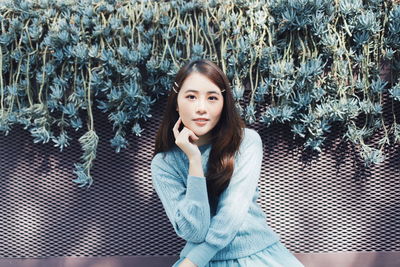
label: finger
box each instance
[189,131,199,140]
[172,117,181,139]
[177,126,190,143]
[182,127,199,142]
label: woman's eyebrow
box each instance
[184,89,220,94]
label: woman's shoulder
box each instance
[234,128,263,160]
[242,127,262,146]
[151,146,180,171]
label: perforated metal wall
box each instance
[0,93,399,258]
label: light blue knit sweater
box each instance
[151,128,281,267]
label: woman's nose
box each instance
[195,99,207,112]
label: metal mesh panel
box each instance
[0,92,399,257]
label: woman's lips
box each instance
[194,120,208,126]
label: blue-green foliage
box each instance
[0,0,399,187]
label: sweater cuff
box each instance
[186,175,208,203]
[186,242,219,267]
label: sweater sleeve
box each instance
[151,153,211,243]
[185,129,264,267]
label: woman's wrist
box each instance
[188,155,204,178]
[188,154,202,163]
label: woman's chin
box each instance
[191,127,210,137]
[186,122,214,137]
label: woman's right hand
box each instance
[173,117,201,160]
[177,258,198,267]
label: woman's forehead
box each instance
[181,73,222,93]
[183,89,220,94]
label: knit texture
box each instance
[151,128,281,267]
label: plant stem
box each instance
[38,46,48,105]
[0,45,3,118]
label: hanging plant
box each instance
[0,0,399,187]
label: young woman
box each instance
[151,59,305,267]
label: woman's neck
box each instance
[194,133,211,147]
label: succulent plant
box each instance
[0,0,398,187]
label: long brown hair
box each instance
[153,59,245,215]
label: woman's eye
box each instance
[186,95,218,101]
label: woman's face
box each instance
[176,72,224,143]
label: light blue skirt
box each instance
[172,241,305,267]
